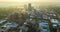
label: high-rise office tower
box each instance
[28,3,32,11]
[24,5,27,11]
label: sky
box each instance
[0,0,60,7]
[0,0,60,3]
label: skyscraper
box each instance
[28,3,32,11]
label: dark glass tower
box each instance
[28,3,32,11]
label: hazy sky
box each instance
[0,0,60,3]
[0,0,60,7]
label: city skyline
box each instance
[0,0,60,7]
